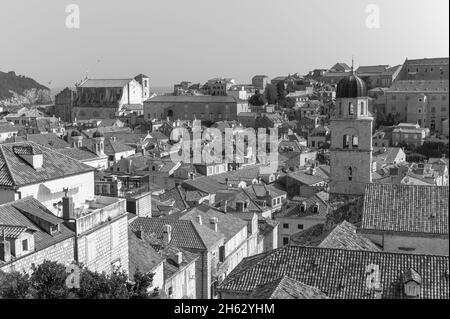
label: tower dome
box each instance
[71,130,81,137]
[93,130,104,138]
[336,73,367,98]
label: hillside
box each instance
[0,71,52,107]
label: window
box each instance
[343,135,350,149]
[348,102,354,115]
[352,136,359,148]
[297,224,304,230]
[339,102,342,116]
[360,102,365,115]
[431,107,436,113]
[22,239,29,251]
[282,237,289,245]
[348,167,353,181]
[442,96,447,101]
[168,286,173,297]
[283,223,289,229]
[392,95,396,100]
[313,205,319,214]
[50,225,59,234]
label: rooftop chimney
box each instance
[162,224,172,244]
[0,230,11,263]
[175,251,183,265]
[135,226,143,239]
[62,188,74,220]
[209,217,218,232]
[197,215,202,225]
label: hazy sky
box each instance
[1,0,448,89]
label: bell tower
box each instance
[329,70,373,195]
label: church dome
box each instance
[336,73,367,98]
[93,130,104,138]
[71,130,81,137]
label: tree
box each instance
[0,260,156,299]
[263,84,278,105]
[276,81,287,106]
[248,89,266,106]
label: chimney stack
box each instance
[162,224,172,244]
[196,215,202,225]
[62,188,74,220]
[209,217,218,232]
[176,251,183,265]
[135,226,143,239]
[223,200,228,213]
[0,229,11,263]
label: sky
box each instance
[0,0,448,89]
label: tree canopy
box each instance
[248,89,267,106]
[0,260,157,299]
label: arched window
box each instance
[352,136,359,148]
[349,102,354,115]
[343,135,350,149]
[348,167,353,181]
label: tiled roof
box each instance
[388,80,448,92]
[130,217,223,250]
[278,193,328,218]
[128,229,164,278]
[286,170,327,186]
[0,123,19,133]
[56,147,99,161]
[0,225,30,239]
[362,184,448,235]
[317,221,381,251]
[146,95,237,103]
[178,204,248,241]
[0,142,94,187]
[0,197,74,266]
[249,275,328,299]
[217,245,449,299]
[24,133,70,149]
[79,78,133,88]
[356,65,389,74]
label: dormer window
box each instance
[50,224,60,234]
[403,268,421,298]
[313,203,319,214]
[300,201,306,213]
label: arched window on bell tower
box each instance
[349,102,354,115]
[343,135,350,149]
[352,135,359,148]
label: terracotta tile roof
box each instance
[130,217,223,250]
[278,193,328,218]
[0,142,94,187]
[249,275,328,299]
[146,95,237,103]
[0,225,30,239]
[178,204,248,241]
[317,221,381,251]
[0,197,74,266]
[362,184,449,235]
[128,229,164,278]
[56,147,99,161]
[286,170,327,186]
[24,133,70,149]
[218,245,449,299]
[79,78,133,88]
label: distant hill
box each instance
[0,71,52,108]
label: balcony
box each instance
[73,196,127,235]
